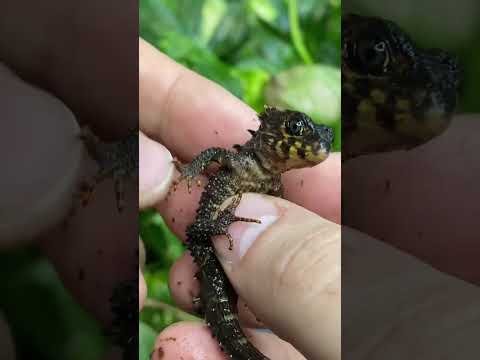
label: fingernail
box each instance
[214,194,279,263]
[139,132,174,208]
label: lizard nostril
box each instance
[316,124,334,144]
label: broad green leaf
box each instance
[200,0,227,45]
[158,32,243,98]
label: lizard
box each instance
[172,105,334,360]
[342,13,461,160]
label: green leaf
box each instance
[233,67,271,111]
[233,25,300,74]
[207,2,253,59]
[200,0,228,45]
[303,0,341,65]
[264,64,341,150]
[0,249,107,360]
[158,31,243,98]
[144,270,172,303]
[139,322,157,360]
[248,0,279,24]
[140,210,184,268]
[140,0,205,39]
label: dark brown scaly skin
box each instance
[342,14,461,160]
[173,106,334,360]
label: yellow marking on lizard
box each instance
[396,98,411,111]
[370,89,386,104]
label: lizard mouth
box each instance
[315,123,334,154]
[302,124,333,163]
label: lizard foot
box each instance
[61,179,95,229]
[78,179,95,207]
[215,194,261,250]
[171,159,202,194]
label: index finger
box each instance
[139,38,257,161]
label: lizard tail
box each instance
[192,244,270,360]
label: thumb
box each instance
[213,194,340,360]
[139,131,175,209]
[0,62,83,247]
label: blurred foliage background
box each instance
[0,248,107,360]
[139,0,341,357]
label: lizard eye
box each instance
[356,39,390,75]
[286,116,306,136]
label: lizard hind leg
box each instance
[215,194,261,250]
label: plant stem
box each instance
[287,0,313,64]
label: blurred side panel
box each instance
[342,0,480,359]
[0,1,139,359]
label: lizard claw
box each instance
[172,158,183,172]
[171,159,197,194]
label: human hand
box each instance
[139,38,341,360]
[343,114,480,286]
[342,111,480,357]
[342,226,480,358]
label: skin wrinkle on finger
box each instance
[0,63,83,246]
[159,65,188,140]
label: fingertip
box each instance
[168,252,200,313]
[152,322,225,360]
[139,269,147,311]
[139,131,175,209]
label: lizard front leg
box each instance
[172,148,237,193]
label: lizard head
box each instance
[245,106,333,173]
[342,14,461,157]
